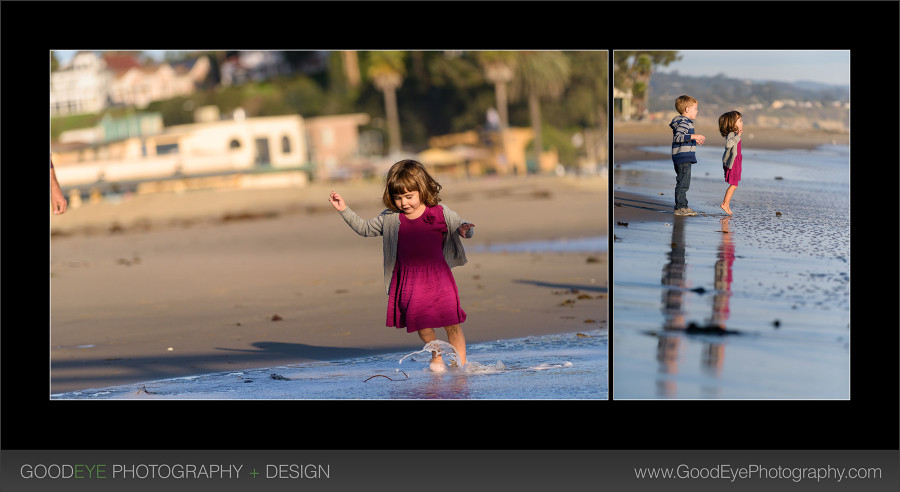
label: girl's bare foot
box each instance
[429,351,447,373]
[720,203,733,216]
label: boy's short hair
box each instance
[675,95,698,115]
[718,110,743,137]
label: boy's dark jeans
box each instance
[673,161,693,209]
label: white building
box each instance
[51,113,309,188]
[50,51,112,116]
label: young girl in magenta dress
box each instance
[328,159,474,372]
[718,110,744,216]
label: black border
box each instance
[3,0,898,454]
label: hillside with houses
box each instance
[636,71,849,132]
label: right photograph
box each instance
[611,50,850,399]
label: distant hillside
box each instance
[647,71,849,131]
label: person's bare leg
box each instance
[444,324,467,366]
[418,328,445,371]
[720,185,737,215]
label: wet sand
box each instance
[612,142,850,399]
[50,175,608,393]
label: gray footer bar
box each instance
[2,449,897,491]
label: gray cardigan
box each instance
[338,204,474,294]
[722,132,741,169]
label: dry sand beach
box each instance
[50,175,608,394]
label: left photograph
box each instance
[49,50,609,400]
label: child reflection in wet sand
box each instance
[656,216,735,394]
[711,216,734,328]
[705,216,735,375]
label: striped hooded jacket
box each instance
[669,115,698,165]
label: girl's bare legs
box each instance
[444,324,467,366]
[721,185,737,215]
[417,325,468,369]
[417,328,440,362]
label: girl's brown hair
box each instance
[718,110,743,137]
[382,159,442,211]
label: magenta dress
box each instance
[386,205,467,333]
[724,139,742,186]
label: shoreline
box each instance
[613,190,676,225]
[52,327,606,398]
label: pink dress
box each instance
[386,205,467,333]
[724,139,742,186]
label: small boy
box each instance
[669,95,706,216]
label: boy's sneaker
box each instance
[675,207,698,216]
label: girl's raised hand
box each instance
[458,223,474,237]
[328,191,347,211]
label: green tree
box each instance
[510,51,571,172]
[562,51,608,166]
[476,51,517,133]
[422,51,486,134]
[339,51,361,89]
[614,51,680,119]
[365,51,407,156]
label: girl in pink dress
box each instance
[718,111,744,216]
[328,160,475,372]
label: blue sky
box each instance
[654,50,850,86]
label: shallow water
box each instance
[51,329,607,400]
[613,145,849,399]
[470,236,607,254]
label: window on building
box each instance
[156,143,179,155]
[281,135,291,154]
[229,138,242,150]
[254,138,271,166]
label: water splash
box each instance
[398,340,507,373]
[399,340,460,366]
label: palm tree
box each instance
[341,51,360,87]
[511,51,571,173]
[366,51,407,156]
[614,51,680,119]
[477,51,517,132]
[476,51,517,173]
[565,51,608,168]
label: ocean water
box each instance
[470,236,608,254]
[613,145,850,399]
[50,329,607,400]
